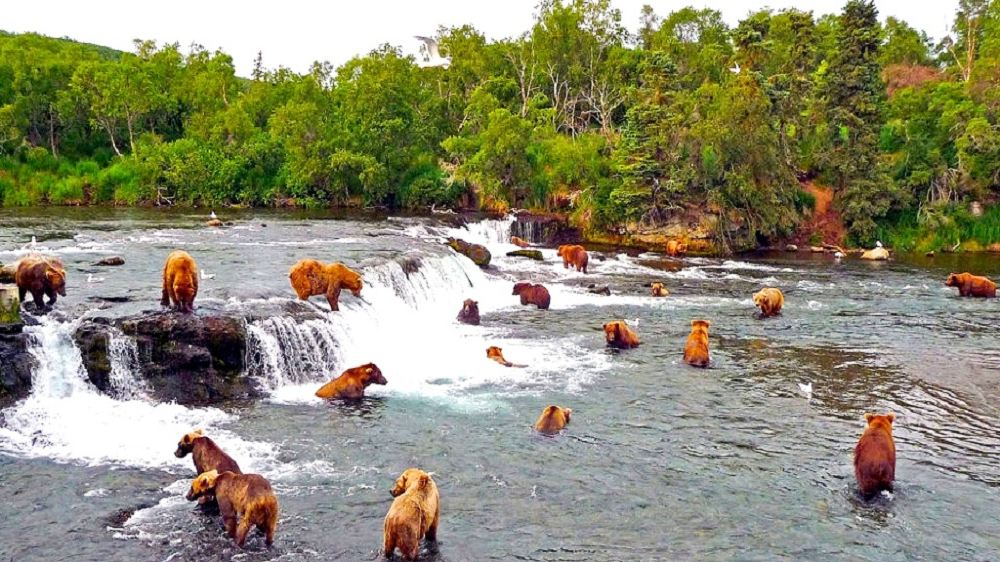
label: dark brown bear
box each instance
[15,255,66,309]
[174,429,242,476]
[512,282,551,310]
[854,412,896,499]
[457,299,480,325]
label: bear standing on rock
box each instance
[288,258,363,311]
[15,255,66,309]
[161,250,199,313]
[512,282,551,310]
[945,272,997,298]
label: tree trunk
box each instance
[48,107,58,157]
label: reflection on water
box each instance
[0,208,999,561]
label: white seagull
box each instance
[834,251,845,261]
[875,240,883,248]
[210,211,218,220]
[22,236,37,250]
[798,382,813,399]
[729,62,741,74]
[87,273,104,283]
[414,36,451,68]
[200,269,215,280]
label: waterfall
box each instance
[246,317,342,391]
[106,327,148,400]
[25,316,93,398]
[450,215,515,246]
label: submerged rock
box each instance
[94,256,125,266]
[506,249,543,261]
[0,331,35,406]
[75,311,259,406]
[448,238,491,267]
[587,284,611,296]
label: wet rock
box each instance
[785,244,799,252]
[511,212,580,246]
[926,251,935,257]
[75,311,260,406]
[810,246,825,253]
[861,247,890,261]
[506,249,543,261]
[206,219,224,227]
[987,243,1000,253]
[94,256,125,266]
[448,238,491,267]
[0,332,35,406]
[587,285,611,296]
[1,286,21,326]
[0,263,15,283]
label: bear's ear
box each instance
[365,366,373,374]
[864,413,874,423]
[193,428,204,436]
[563,408,572,420]
[886,412,895,423]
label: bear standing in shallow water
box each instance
[557,244,589,273]
[683,319,711,367]
[534,405,572,434]
[603,320,640,349]
[187,470,279,548]
[161,250,198,313]
[15,255,66,309]
[512,282,551,310]
[945,272,996,298]
[753,287,784,317]
[288,259,363,311]
[383,468,440,561]
[854,412,896,499]
[457,299,480,325]
[315,363,387,399]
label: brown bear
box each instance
[186,470,279,548]
[512,282,551,310]
[161,250,199,313]
[384,468,440,561]
[457,299,480,325]
[315,363,387,399]
[486,346,525,368]
[666,240,688,257]
[603,320,640,349]
[15,255,66,309]
[854,412,896,499]
[288,258,363,311]
[650,282,669,297]
[752,287,785,317]
[511,236,530,248]
[945,272,997,298]
[534,405,572,434]
[557,244,589,273]
[683,319,711,368]
[174,429,242,476]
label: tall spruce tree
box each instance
[822,0,893,244]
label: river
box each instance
[1,208,999,561]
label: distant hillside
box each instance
[0,29,121,61]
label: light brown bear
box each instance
[161,250,198,313]
[945,272,997,298]
[603,320,640,349]
[534,405,572,434]
[511,236,530,248]
[288,258,363,311]
[666,240,688,257]
[854,412,896,499]
[187,470,278,548]
[15,255,66,309]
[383,468,440,561]
[683,319,711,368]
[512,282,551,310]
[752,287,785,317]
[557,244,589,273]
[315,363,387,399]
[486,346,525,368]
[650,282,669,297]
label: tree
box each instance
[819,0,893,243]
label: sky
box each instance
[5,1,959,76]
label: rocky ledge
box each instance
[0,329,36,407]
[74,311,259,406]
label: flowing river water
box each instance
[1,208,999,561]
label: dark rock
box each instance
[398,255,422,276]
[0,332,36,406]
[510,212,580,245]
[506,249,543,261]
[94,256,125,266]
[75,311,259,406]
[587,285,611,296]
[448,238,491,267]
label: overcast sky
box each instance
[5,1,959,76]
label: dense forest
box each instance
[2,0,1000,251]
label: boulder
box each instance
[0,263,15,283]
[861,247,890,261]
[587,285,611,296]
[0,286,21,326]
[506,249,544,261]
[0,331,35,406]
[448,238,491,267]
[94,256,125,266]
[206,219,224,227]
[785,244,799,252]
[74,311,260,406]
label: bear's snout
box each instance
[185,489,197,501]
[174,447,186,458]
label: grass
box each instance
[878,204,1000,252]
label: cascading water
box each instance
[246,316,342,391]
[106,326,148,400]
